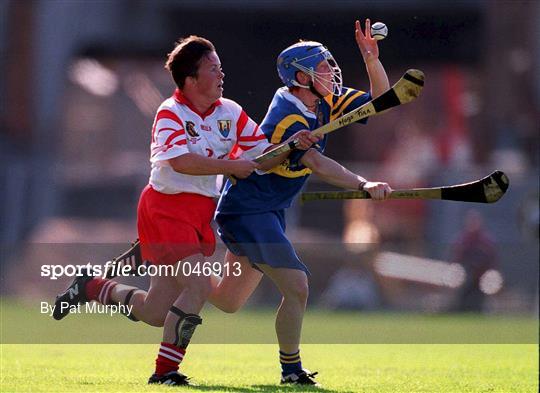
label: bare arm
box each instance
[301,149,392,200]
[365,57,389,99]
[168,153,257,179]
[355,19,390,99]
[170,132,317,179]
[257,148,292,172]
[256,130,320,172]
[301,149,365,189]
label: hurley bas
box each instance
[41,301,134,318]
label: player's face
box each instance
[194,51,224,101]
[312,60,334,97]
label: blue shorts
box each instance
[215,211,309,274]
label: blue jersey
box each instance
[216,86,371,215]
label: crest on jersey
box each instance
[217,120,231,138]
[185,121,199,138]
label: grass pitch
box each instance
[1,299,538,392]
[1,344,537,392]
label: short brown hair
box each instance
[165,36,216,89]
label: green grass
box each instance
[1,344,537,392]
[1,300,537,344]
[1,299,538,392]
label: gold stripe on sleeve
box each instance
[330,91,365,120]
[331,89,353,112]
[270,114,310,144]
[267,163,312,178]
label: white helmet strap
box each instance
[290,50,342,96]
[291,79,311,89]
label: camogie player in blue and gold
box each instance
[212,19,393,386]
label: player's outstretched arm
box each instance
[300,149,392,200]
[169,153,258,179]
[257,130,320,172]
[355,19,389,99]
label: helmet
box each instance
[276,41,342,96]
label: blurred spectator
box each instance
[376,121,438,253]
[320,207,382,310]
[450,209,499,312]
[381,121,438,186]
[343,200,380,253]
[320,257,381,311]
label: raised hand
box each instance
[355,19,379,63]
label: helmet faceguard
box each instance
[277,41,343,96]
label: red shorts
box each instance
[137,185,216,265]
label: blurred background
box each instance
[0,0,538,319]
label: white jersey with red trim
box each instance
[149,90,271,197]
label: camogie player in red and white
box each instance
[53,35,317,386]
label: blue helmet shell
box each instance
[277,41,330,87]
[276,41,342,95]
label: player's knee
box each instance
[283,278,309,304]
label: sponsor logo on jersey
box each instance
[200,124,212,131]
[217,120,231,138]
[185,121,200,137]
